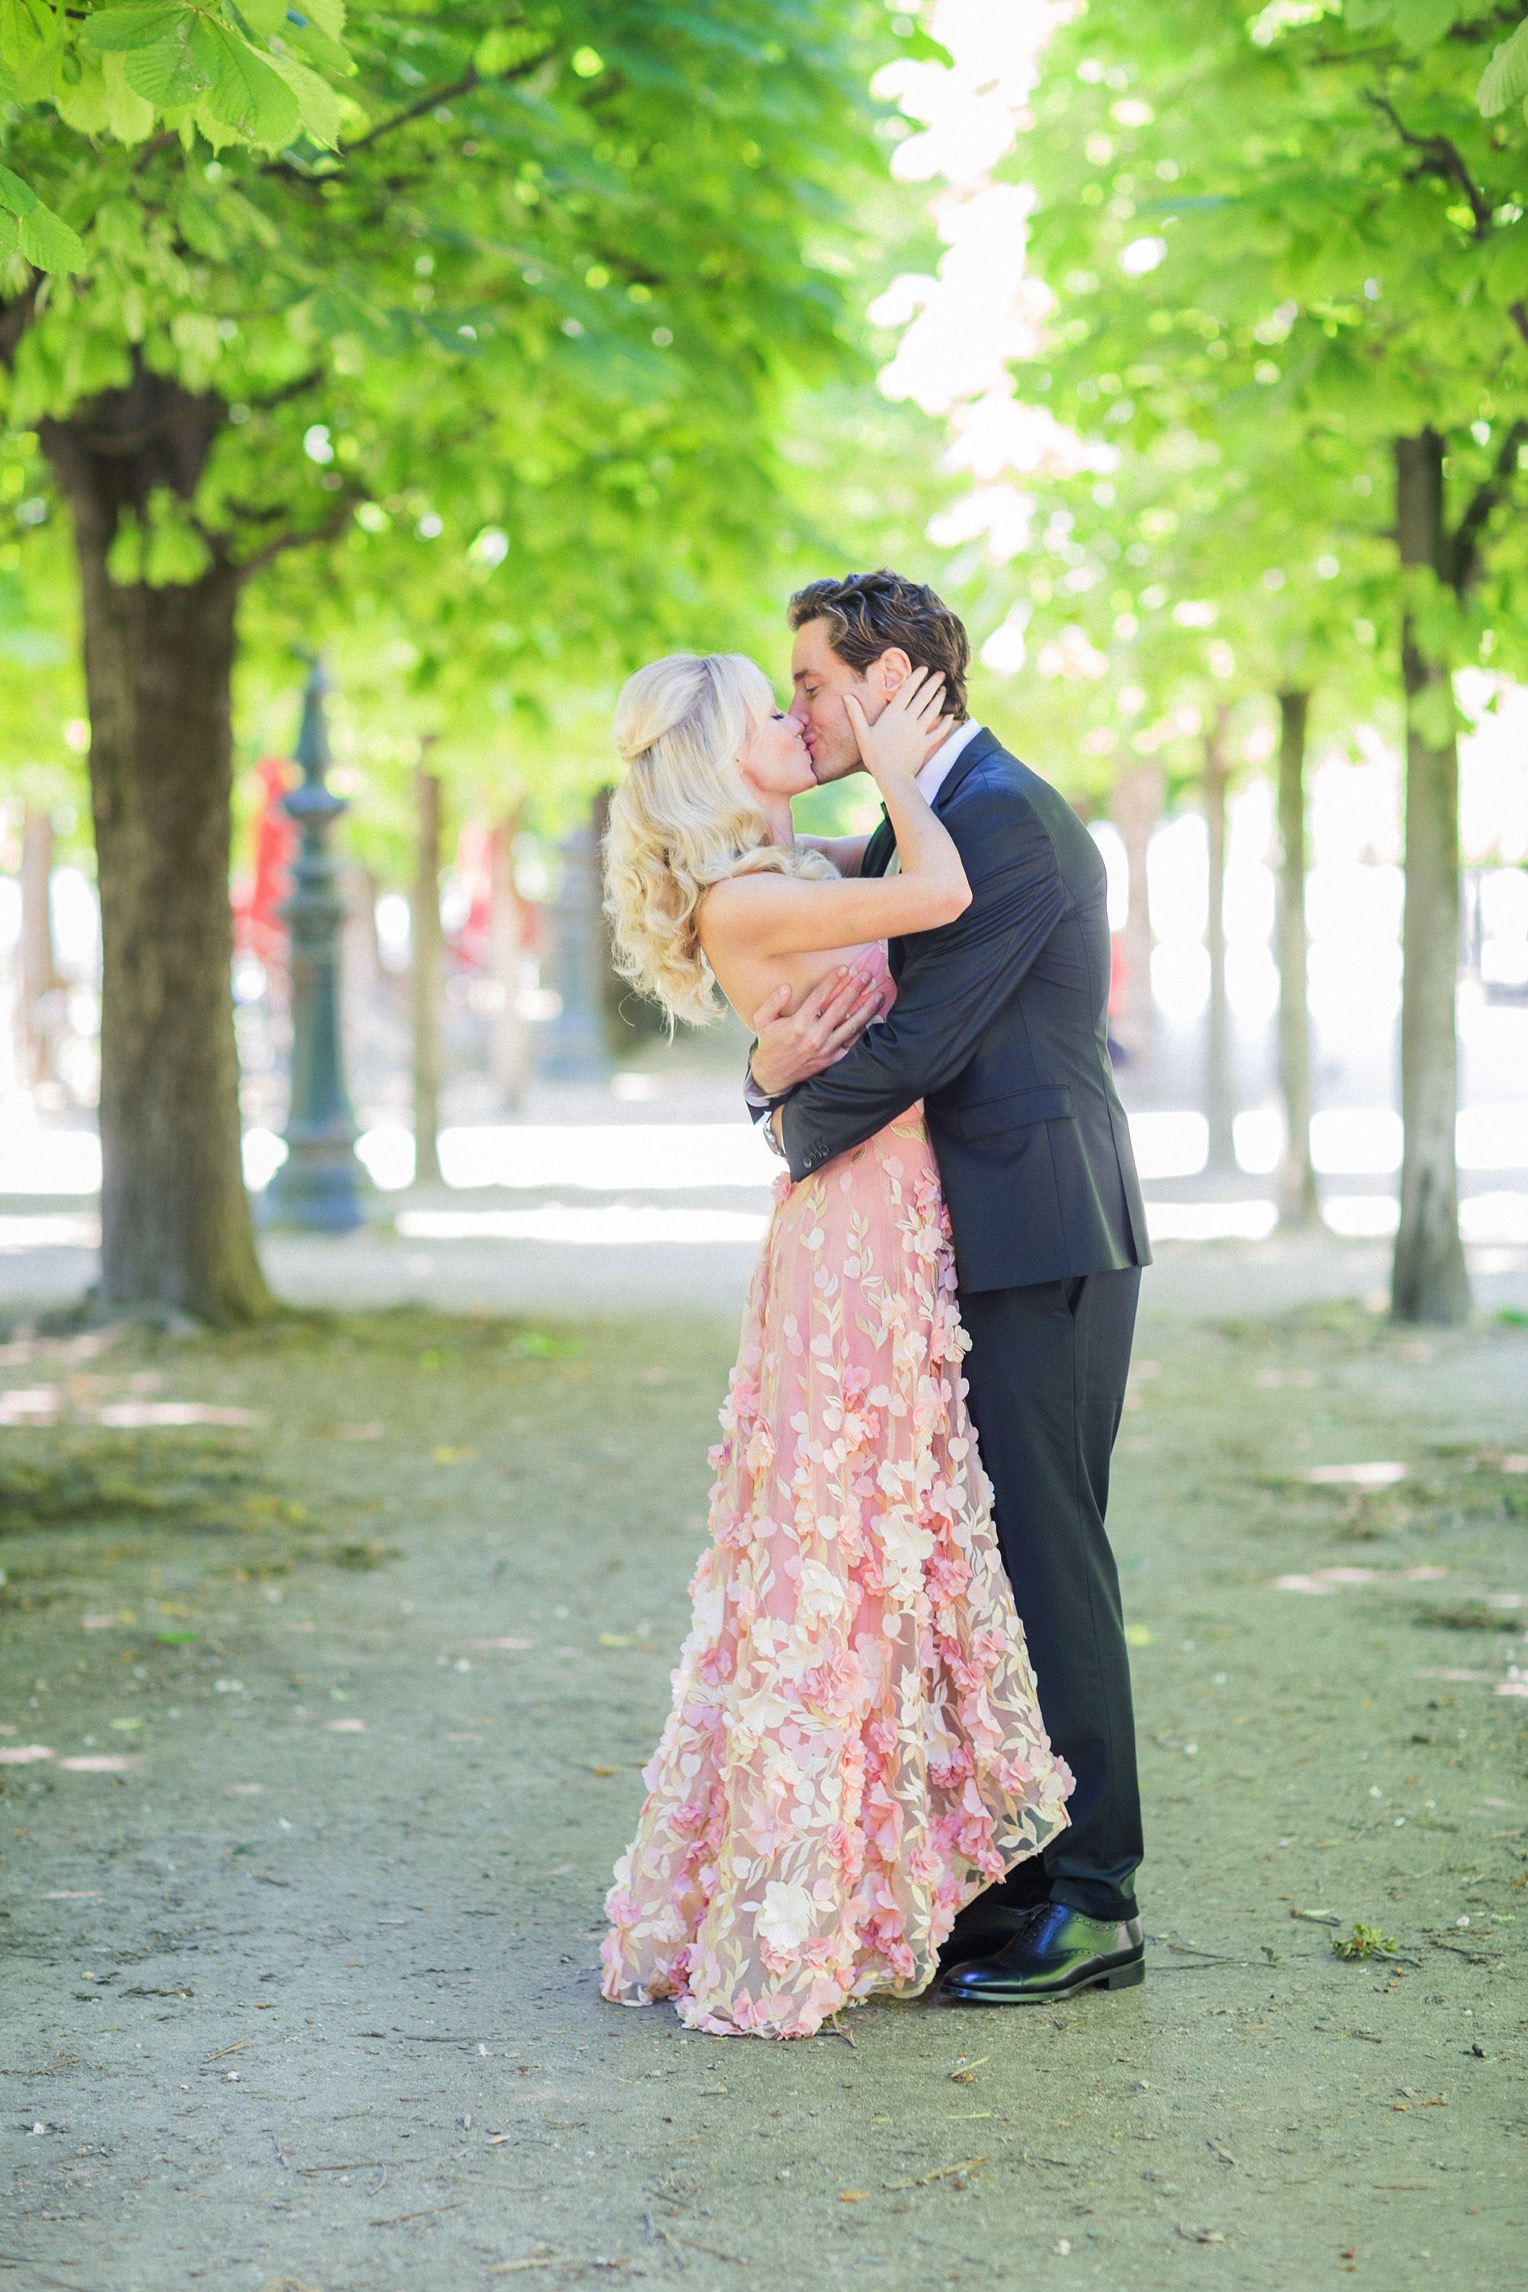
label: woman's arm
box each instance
[779,789,1068,1178]
[702,670,969,960]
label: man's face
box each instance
[789,618,909,784]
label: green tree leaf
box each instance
[196,19,300,147]
[53,48,117,135]
[238,0,350,76]
[0,0,64,99]
[84,5,192,56]
[18,199,86,272]
[1478,18,1528,118]
[0,159,40,216]
[119,26,211,109]
[293,0,344,41]
[101,49,157,140]
[0,160,83,270]
[266,47,340,145]
[1385,0,1462,50]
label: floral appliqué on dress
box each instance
[601,1108,1073,2040]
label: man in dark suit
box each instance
[748,571,1152,2003]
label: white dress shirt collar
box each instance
[916,717,983,807]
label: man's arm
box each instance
[779,791,1068,1182]
[797,832,870,876]
[742,964,885,1132]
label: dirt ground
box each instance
[1,1286,1525,2292]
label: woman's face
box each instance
[737,701,816,802]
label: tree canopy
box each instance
[0,0,905,1321]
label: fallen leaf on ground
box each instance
[1333,1923,1401,1961]
[839,2190,870,2202]
[883,2155,988,2191]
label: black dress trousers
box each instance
[959,1267,1144,1923]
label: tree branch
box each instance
[1366,92,1492,238]
[243,367,326,413]
[1447,415,1528,595]
[132,128,181,176]
[232,493,360,578]
[0,276,41,372]
[263,34,558,184]
[342,65,482,159]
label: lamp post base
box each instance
[264,1132,365,1232]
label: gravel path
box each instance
[1,1294,1524,2290]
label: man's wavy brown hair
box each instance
[788,569,970,719]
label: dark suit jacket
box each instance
[778,726,1151,1294]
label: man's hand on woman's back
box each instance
[748,964,884,1101]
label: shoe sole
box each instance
[942,1955,1145,2005]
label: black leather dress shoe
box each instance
[936,1899,1034,1972]
[940,1901,1145,2004]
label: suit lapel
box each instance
[931,724,1003,816]
[861,812,896,879]
[860,727,1005,903]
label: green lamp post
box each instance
[266,659,363,1231]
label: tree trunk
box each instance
[40,375,271,1324]
[1275,690,1318,1225]
[18,804,60,1088]
[1108,763,1161,1062]
[488,808,529,1110]
[1202,709,1235,1171]
[1392,432,1470,1325]
[411,760,443,1186]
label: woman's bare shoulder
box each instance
[699,872,795,925]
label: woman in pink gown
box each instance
[598,652,1072,2040]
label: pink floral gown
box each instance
[601,962,1072,2040]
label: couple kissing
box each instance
[598,569,1151,2041]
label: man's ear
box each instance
[873,647,914,696]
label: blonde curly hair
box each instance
[603,651,834,1027]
